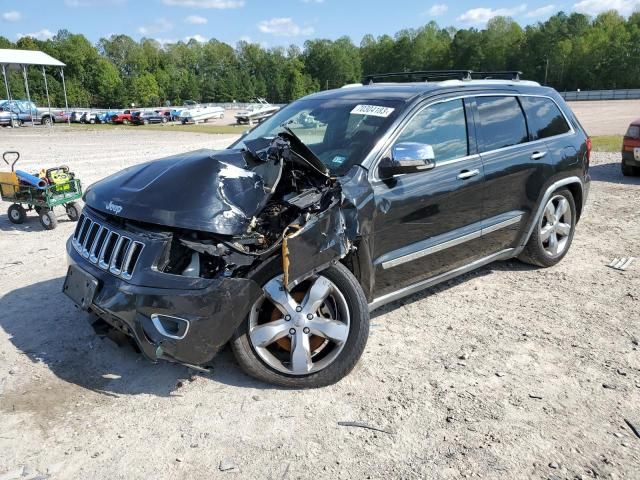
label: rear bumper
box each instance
[66,238,261,365]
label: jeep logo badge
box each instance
[105,201,123,215]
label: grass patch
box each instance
[591,135,622,152]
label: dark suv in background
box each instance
[64,70,590,388]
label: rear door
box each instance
[370,97,487,299]
[473,95,550,253]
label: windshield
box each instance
[233,97,405,174]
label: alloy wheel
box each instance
[539,194,573,257]
[248,275,350,375]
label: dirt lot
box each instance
[0,127,639,480]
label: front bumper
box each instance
[66,238,261,366]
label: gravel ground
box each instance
[0,128,639,480]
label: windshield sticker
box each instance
[350,104,395,118]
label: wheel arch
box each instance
[518,176,583,251]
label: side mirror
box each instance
[378,142,436,179]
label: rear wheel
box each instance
[231,261,369,388]
[519,189,576,268]
[7,204,26,224]
[622,161,638,176]
[65,202,81,222]
[39,208,58,230]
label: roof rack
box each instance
[362,70,473,84]
[362,70,523,84]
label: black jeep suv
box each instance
[64,71,591,388]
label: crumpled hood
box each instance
[84,148,272,236]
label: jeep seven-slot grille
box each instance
[72,213,144,280]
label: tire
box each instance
[39,208,58,230]
[7,204,26,224]
[622,161,638,176]
[143,119,149,125]
[231,260,370,388]
[90,118,96,124]
[519,188,577,268]
[65,202,81,222]
[182,119,187,125]
[10,119,20,128]
[161,117,167,124]
[122,119,129,125]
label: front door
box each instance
[369,97,487,299]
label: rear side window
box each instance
[475,96,528,152]
[394,99,468,162]
[520,96,571,140]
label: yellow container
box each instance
[0,171,19,198]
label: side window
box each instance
[520,96,571,140]
[394,99,468,162]
[475,96,528,152]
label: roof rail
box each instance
[362,70,473,84]
[362,70,524,84]
[471,71,522,81]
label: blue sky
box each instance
[0,0,634,47]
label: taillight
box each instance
[585,137,592,163]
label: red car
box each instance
[622,119,640,176]
[111,110,138,125]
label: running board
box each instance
[368,248,515,311]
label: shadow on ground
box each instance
[0,276,275,398]
[589,162,640,184]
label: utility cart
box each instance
[0,151,82,230]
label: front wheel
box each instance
[519,188,576,268]
[231,262,369,388]
[7,204,26,224]
[39,208,58,230]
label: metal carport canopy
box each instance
[0,48,68,127]
[0,48,66,67]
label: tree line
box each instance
[2,10,640,108]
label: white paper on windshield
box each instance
[350,104,395,118]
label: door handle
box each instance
[457,169,480,180]
[531,151,547,160]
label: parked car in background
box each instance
[0,100,66,126]
[131,110,169,125]
[111,110,138,125]
[71,111,89,123]
[81,112,99,124]
[0,105,20,127]
[65,70,591,388]
[622,119,640,176]
[95,111,119,124]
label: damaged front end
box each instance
[145,133,353,291]
[70,132,356,367]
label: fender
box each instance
[514,175,584,256]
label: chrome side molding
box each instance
[369,248,515,311]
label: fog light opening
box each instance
[150,314,190,340]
